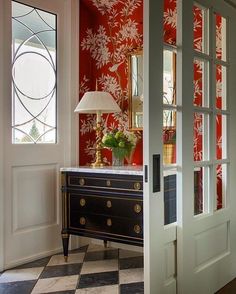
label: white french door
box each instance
[144,0,236,293]
[143,1,168,293]
[177,0,236,293]
[0,0,78,270]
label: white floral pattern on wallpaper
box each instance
[80,0,142,164]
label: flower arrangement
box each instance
[102,129,137,163]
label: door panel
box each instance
[2,0,76,269]
[177,0,236,292]
[143,0,167,292]
[144,1,177,293]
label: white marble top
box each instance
[60,165,143,175]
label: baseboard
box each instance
[3,247,63,271]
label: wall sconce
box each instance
[74,91,121,167]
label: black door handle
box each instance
[153,154,160,192]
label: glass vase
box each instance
[125,147,135,165]
[112,148,125,166]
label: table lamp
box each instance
[75,91,121,167]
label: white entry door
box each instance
[0,0,78,269]
[177,0,236,293]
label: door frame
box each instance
[0,0,6,273]
[0,0,79,271]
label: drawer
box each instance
[67,173,143,192]
[69,193,143,219]
[69,212,143,240]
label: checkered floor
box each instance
[0,244,144,294]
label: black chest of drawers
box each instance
[61,170,143,259]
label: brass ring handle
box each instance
[107,218,112,226]
[80,198,86,207]
[134,224,141,234]
[79,178,85,186]
[134,182,141,190]
[80,217,86,225]
[106,200,112,208]
[134,204,142,214]
[106,180,111,187]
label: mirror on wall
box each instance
[128,50,143,130]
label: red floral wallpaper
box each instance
[79,0,143,166]
[79,0,224,209]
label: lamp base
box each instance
[90,148,106,168]
[91,161,106,168]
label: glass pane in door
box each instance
[216,65,227,110]
[12,1,57,144]
[193,4,208,53]
[194,113,209,162]
[194,167,209,215]
[194,59,209,107]
[216,114,227,160]
[163,110,176,165]
[215,13,227,62]
[216,164,227,210]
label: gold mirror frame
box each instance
[128,49,143,131]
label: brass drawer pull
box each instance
[107,218,112,226]
[134,204,142,214]
[80,198,86,207]
[106,200,112,208]
[134,224,141,234]
[134,182,141,190]
[79,178,85,186]
[106,180,111,187]
[80,217,86,225]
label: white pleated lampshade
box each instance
[74,91,121,113]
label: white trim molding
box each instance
[0,0,5,272]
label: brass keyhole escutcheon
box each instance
[80,198,86,207]
[80,217,86,225]
[134,182,141,190]
[107,218,112,226]
[106,180,111,187]
[134,224,141,234]
[79,178,85,186]
[134,204,142,214]
[106,200,112,208]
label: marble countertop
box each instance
[60,165,143,175]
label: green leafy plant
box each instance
[102,129,137,160]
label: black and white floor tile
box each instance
[0,244,144,294]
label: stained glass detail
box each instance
[12,1,56,144]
